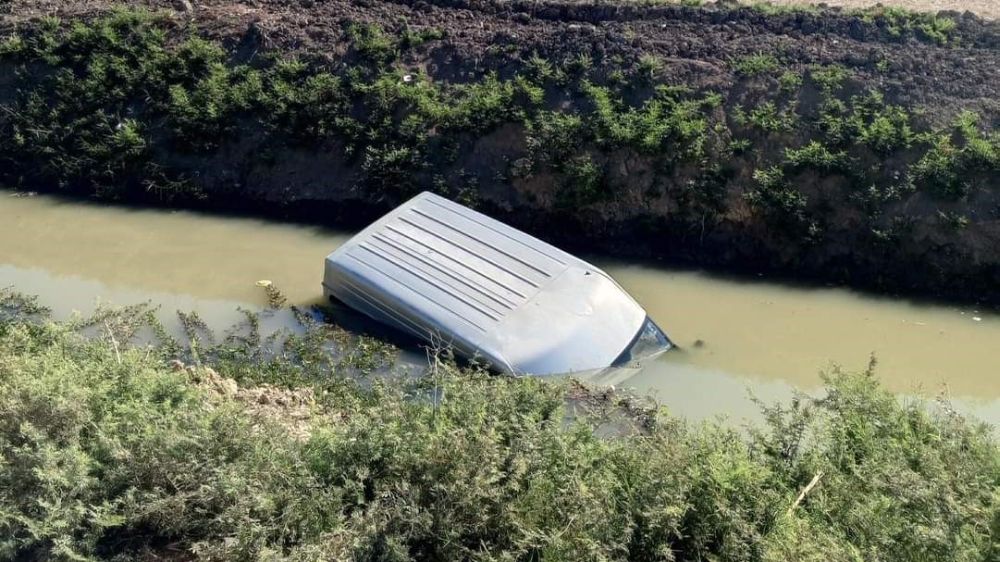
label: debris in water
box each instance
[973,317,982,322]
[255,280,273,287]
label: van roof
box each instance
[323,192,650,375]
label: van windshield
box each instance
[611,316,672,366]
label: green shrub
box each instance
[733,52,780,76]
[937,210,970,231]
[911,112,1000,200]
[399,27,445,50]
[0,10,170,193]
[0,295,996,561]
[166,39,243,149]
[260,62,354,141]
[584,83,719,160]
[0,322,338,560]
[347,22,397,66]
[525,111,585,168]
[736,101,796,134]
[749,2,819,17]
[809,64,849,94]
[778,70,803,93]
[851,92,914,154]
[637,53,662,80]
[523,52,563,84]
[784,141,847,172]
[858,6,958,46]
[560,153,608,206]
[0,34,25,56]
[744,166,810,230]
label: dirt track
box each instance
[757,1,999,20]
[7,0,1000,21]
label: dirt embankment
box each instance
[1,0,999,304]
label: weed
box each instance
[778,70,803,93]
[809,64,849,94]
[0,34,24,56]
[565,52,594,75]
[784,141,848,172]
[737,101,796,134]
[347,22,397,66]
[729,138,753,155]
[525,111,585,168]
[585,83,718,160]
[637,53,662,80]
[857,6,958,46]
[560,153,608,206]
[744,166,811,233]
[750,2,820,16]
[399,27,445,50]
[733,52,780,76]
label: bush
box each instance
[784,141,848,172]
[736,101,796,134]
[777,70,802,93]
[851,92,914,154]
[584,83,719,160]
[912,112,1000,200]
[525,111,585,168]
[809,64,849,94]
[744,166,811,233]
[0,296,996,561]
[857,6,958,46]
[733,53,780,76]
[560,153,608,206]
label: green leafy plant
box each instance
[784,141,848,172]
[0,293,995,561]
[733,52,780,76]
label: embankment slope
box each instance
[1,1,998,302]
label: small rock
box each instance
[169,359,185,372]
[693,339,705,348]
[512,12,531,24]
[174,0,194,13]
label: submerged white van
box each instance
[323,192,671,376]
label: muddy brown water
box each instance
[2,193,998,423]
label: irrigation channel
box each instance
[2,193,998,424]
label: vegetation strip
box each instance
[0,288,997,560]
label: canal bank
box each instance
[3,6,999,306]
